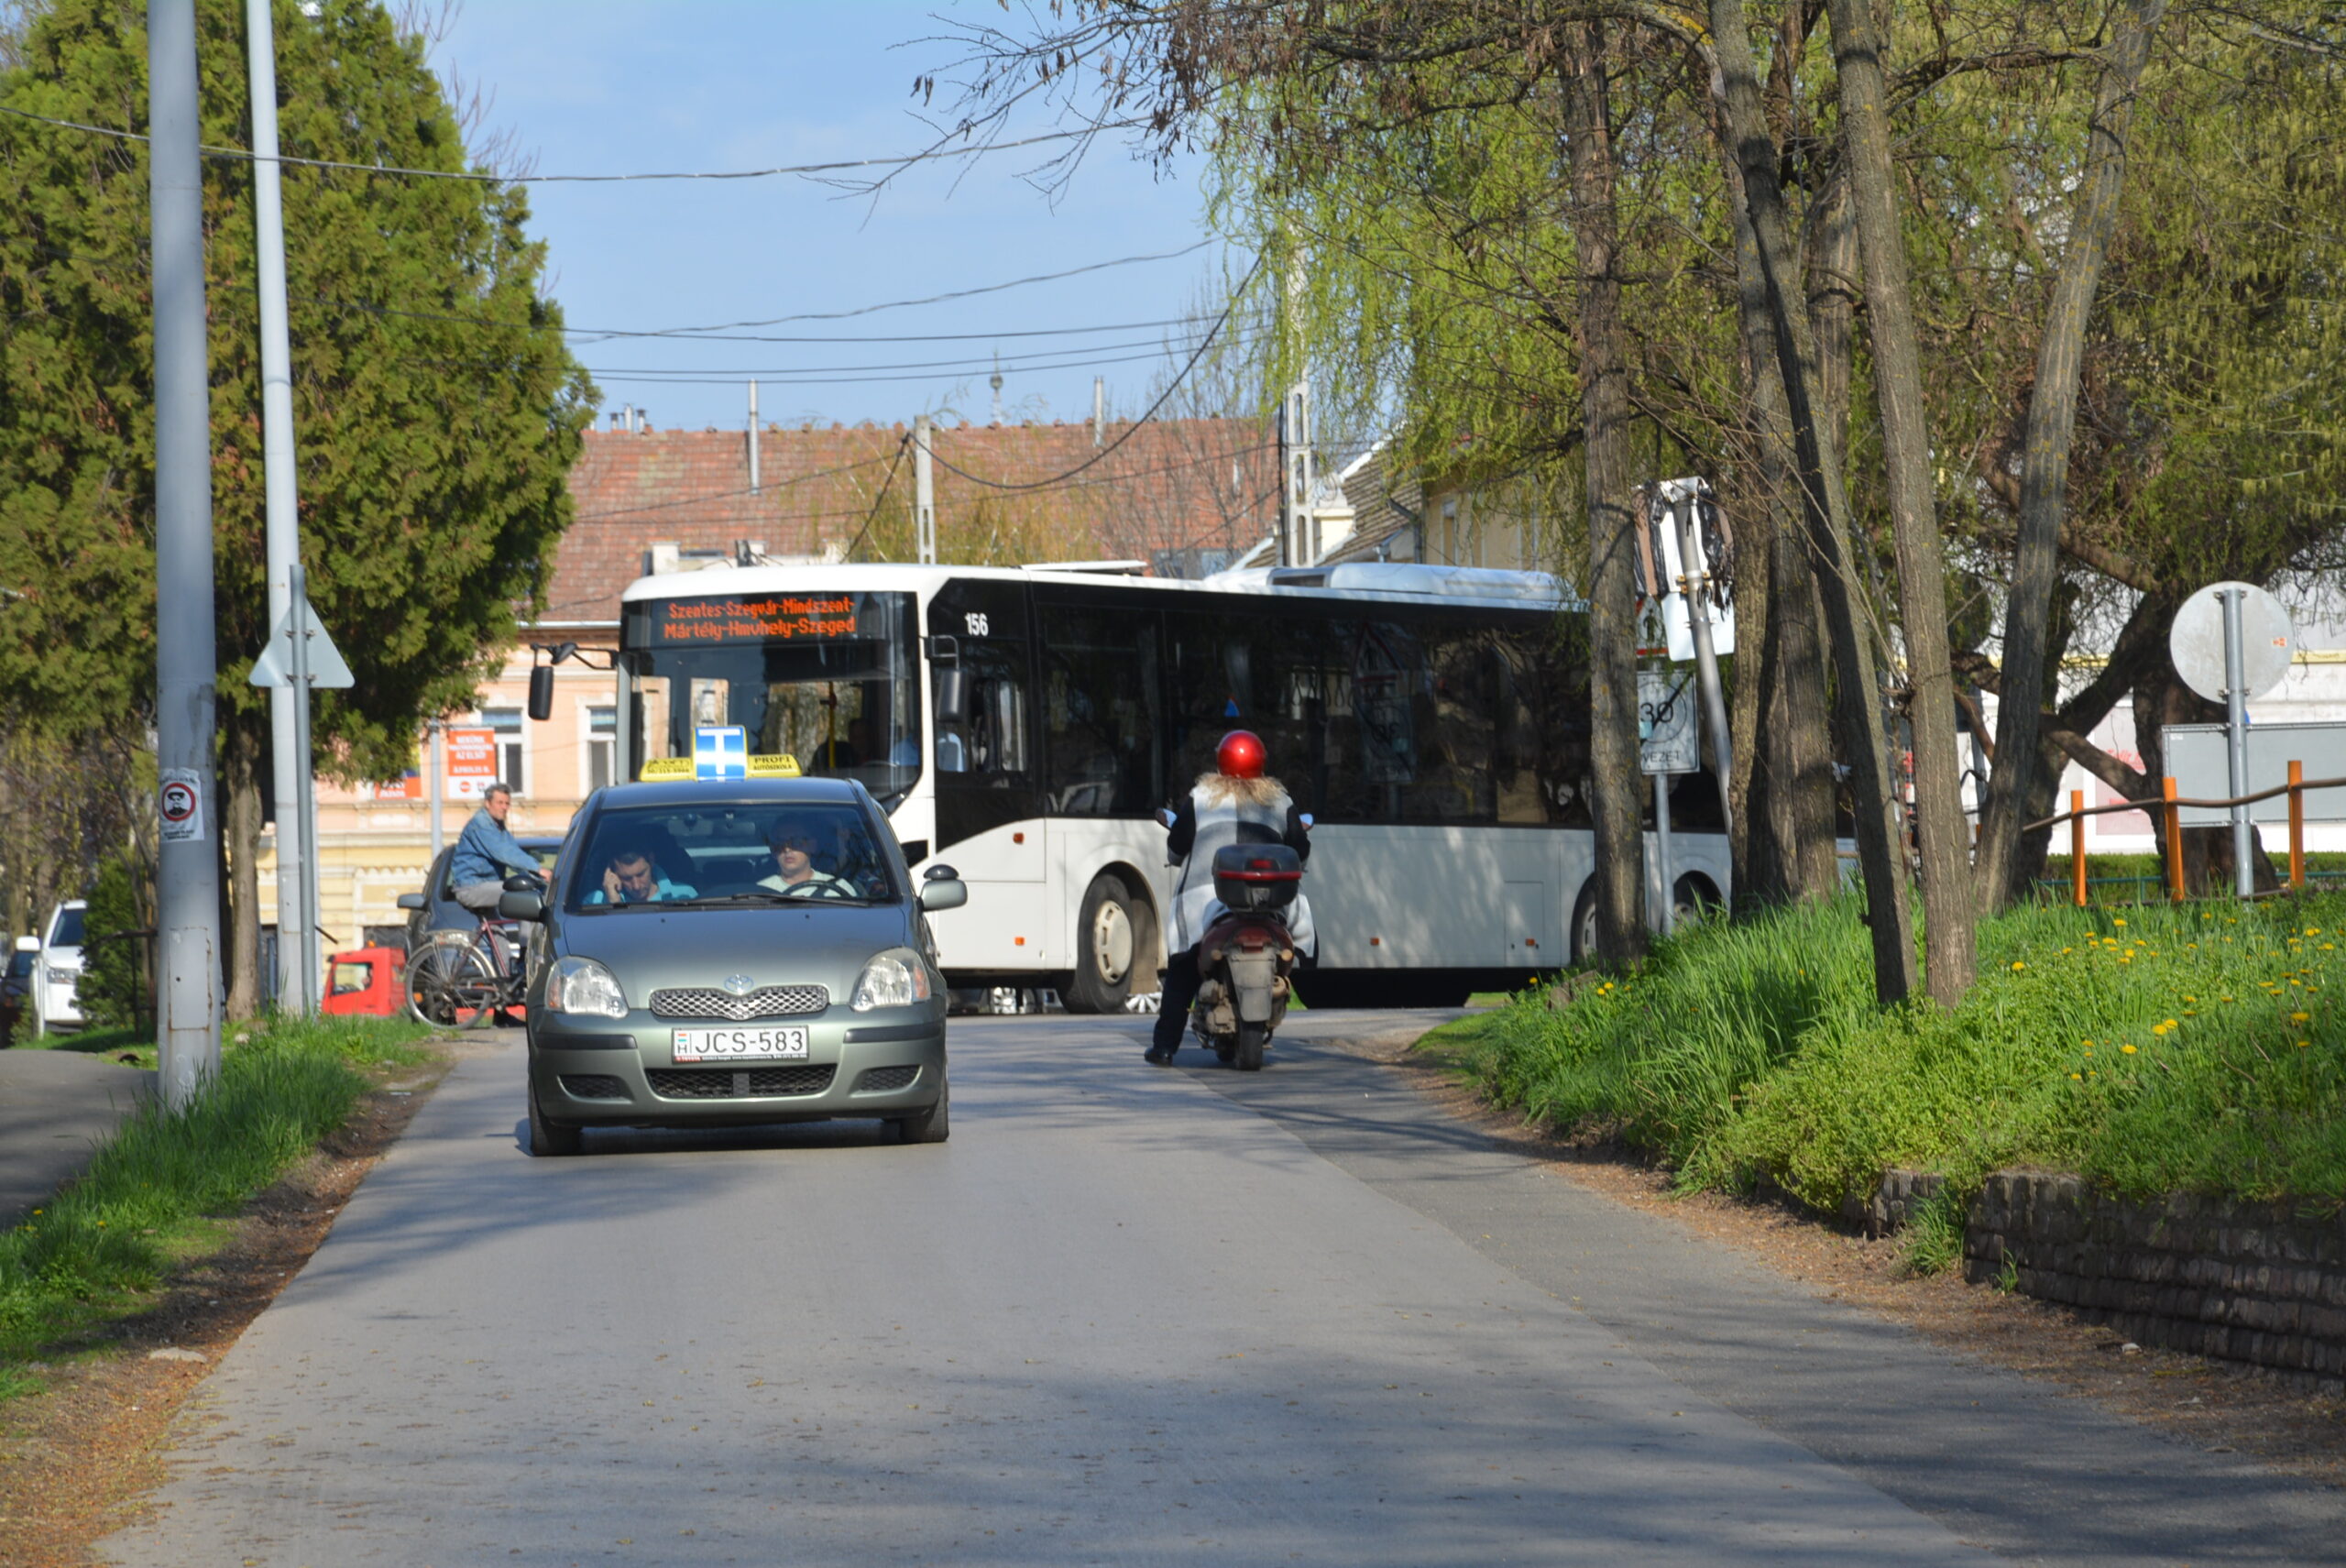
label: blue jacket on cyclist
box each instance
[450,784,538,914]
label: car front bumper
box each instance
[528,1011,947,1128]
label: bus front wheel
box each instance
[1062,874,1139,1014]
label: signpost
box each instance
[247,566,353,1010]
[2169,582,2296,897]
[1644,480,1736,838]
[1639,668,1700,935]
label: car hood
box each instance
[555,901,917,997]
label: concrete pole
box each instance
[747,380,761,495]
[149,0,223,1107]
[1653,771,1674,938]
[914,415,936,565]
[1091,376,1105,448]
[246,0,307,1009]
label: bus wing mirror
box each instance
[934,666,970,725]
[527,665,554,722]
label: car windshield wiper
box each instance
[685,892,881,906]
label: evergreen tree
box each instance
[0,0,594,1011]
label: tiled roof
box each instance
[541,418,1278,624]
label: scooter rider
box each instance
[1146,730,1315,1065]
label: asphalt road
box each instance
[98,1014,2345,1567]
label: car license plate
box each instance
[671,1025,811,1063]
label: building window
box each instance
[585,705,616,795]
[482,707,525,795]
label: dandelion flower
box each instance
[2121,1044,2138,1055]
[2012,961,2026,972]
[2299,1041,2312,1049]
[2070,1072,2084,1080]
[2291,1011,2310,1023]
[2114,918,2128,927]
[2308,927,2323,936]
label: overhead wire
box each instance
[0,102,1118,185]
[838,436,915,563]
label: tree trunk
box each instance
[1976,0,2167,911]
[1721,134,1837,905]
[1563,20,1648,966]
[1708,0,1916,1003]
[1825,0,1977,1006]
[223,718,264,1022]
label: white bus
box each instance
[608,561,1730,1009]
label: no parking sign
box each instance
[159,767,203,843]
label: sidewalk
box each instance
[0,1047,155,1223]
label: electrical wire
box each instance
[568,449,902,522]
[915,256,1264,494]
[838,437,914,563]
[0,102,1116,185]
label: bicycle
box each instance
[403,878,538,1029]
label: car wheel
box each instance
[527,1078,582,1157]
[1672,873,1721,931]
[894,1080,950,1145]
[1061,875,1138,1014]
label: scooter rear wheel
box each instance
[1234,1021,1267,1072]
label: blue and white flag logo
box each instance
[695,725,748,780]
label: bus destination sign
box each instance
[648,594,865,648]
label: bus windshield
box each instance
[622,590,920,803]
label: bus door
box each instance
[926,580,1049,972]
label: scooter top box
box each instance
[1211,843,1302,911]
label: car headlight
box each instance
[45,966,73,987]
[544,956,628,1018]
[850,951,932,1013]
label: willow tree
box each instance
[0,0,593,1012]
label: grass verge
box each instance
[0,1014,431,1379]
[1440,891,2346,1226]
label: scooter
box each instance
[1189,844,1304,1071]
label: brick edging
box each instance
[1959,1170,2346,1391]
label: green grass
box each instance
[1440,893,2346,1226]
[0,1015,431,1379]
[15,1025,154,1069]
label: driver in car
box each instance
[758,818,857,898]
[586,846,698,905]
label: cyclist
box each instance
[450,783,543,913]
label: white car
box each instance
[35,900,85,1036]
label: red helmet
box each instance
[1215,729,1266,779]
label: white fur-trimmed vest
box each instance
[1168,780,1315,954]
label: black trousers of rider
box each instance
[1151,948,1202,1056]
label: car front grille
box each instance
[853,1065,919,1092]
[558,1074,629,1101]
[645,1064,836,1100]
[649,985,828,1022]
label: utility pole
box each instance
[1278,383,1313,568]
[247,0,312,1012]
[913,414,937,565]
[150,0,222,1106]
[747,380,761,495]
[428,721,445,860]
[1091,377,1105,448]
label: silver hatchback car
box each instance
[501,777,966,1157]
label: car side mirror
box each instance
[498,888,546,922]
[919,864,966,912]
[395,893,426,911]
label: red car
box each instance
[321,948,406,1018]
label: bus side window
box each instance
[937,641,1030,784]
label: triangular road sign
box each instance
[248,598,355,689]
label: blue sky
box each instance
[430,2,1235,434]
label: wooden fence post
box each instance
[2289,759,2306,891]
[2163,776,2187,902]
[2071,789,2088,907]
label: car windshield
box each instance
[49,906,84,947]
[566,801,897,911]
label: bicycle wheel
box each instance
[403,936,499,1029]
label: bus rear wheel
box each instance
[1062,874,1139,1014]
